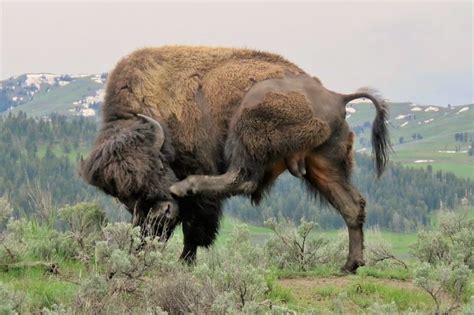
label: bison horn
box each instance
[137,113,165,149]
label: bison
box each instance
[80,46,390,273]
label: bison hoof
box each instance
[170,182,190,197]
[170,177,197,197]
[341,259,365,274]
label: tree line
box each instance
[0,112,102,216]
[0,112,472,231]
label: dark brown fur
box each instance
[80,45,390,272]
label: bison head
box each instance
[80,113,180,240]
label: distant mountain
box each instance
[1,73,472,178]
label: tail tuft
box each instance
[344,88,391,177]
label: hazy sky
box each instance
[1,1,472,105]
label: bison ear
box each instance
[137,114,165,149]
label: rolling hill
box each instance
[347,100,474,178]
[0,73,105,118]
[1,73,473,178]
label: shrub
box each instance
[410,211,473,269]
[0,195,13,231]
[59,202,106,261]
[365,229,407,269]
[1,218,74,262]
[194,224,268,310]
[76,222,184,313]
[76,222,269,313]
[0,283,28,314]
[149,273,215,314]
[74,274,110,312]
[95,222,173,279]
[462,296,474,315]
[264,217,348,270]
[414,260,470,314]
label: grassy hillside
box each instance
[9,79,102,117]
[348,102,474,178]
[0,73,105,118]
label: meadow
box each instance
[1,202,472,314]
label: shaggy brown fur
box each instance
[81,119,176,202]
[103,46,303,149]
[233,91,330,164]
[81,45,391,273]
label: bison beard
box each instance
[80,46,390,273]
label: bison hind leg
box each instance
[304,153,366,274]
[170,91,332,199]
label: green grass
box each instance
[0,259,83,310]
[267,283,294,303]
[404,162,474,179]
[272,265,341,279]
[275,273,433,313]
[215,216,274,245]
[313,285,342,298]
[266,273,295,304]
[0,217,419,311]
[357,266,411,281]
[367,231,417,258]
[36,144,89,162]
[1,217,470,313]
[346,280,432,311]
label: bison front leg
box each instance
[170,169,259,197]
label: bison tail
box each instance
[343,88,391,177]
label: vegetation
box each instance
[3,75,103,117]
[0,200,472,314]
[0,112,106,217]
[349,102,474,179]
